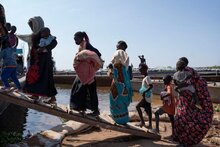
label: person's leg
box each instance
[1,68,11,88]
[155,108,165,133]
[136,98,146,127]
[48,96,56,103]
[10,68,21,89]
[168,114,175,137]
[145,102,152,129]
[87,80,99,115]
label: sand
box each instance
[62,112,220,147]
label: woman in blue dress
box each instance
[108,41,133,125]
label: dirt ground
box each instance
[62,112,220,147]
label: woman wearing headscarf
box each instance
[17,16,44,68]
[20,16,57,104]
[108,40,133,125]
[173,57,213,146]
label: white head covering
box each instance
[28,16,44,34]
[16,16,45,50]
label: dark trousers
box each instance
[86,79,99,112]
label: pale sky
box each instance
[1,0,220,70]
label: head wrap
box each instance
[17,16,45,49]
[28,16,44,34]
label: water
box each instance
[22,85,162,137]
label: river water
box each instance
[22,85,161,138]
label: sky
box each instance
[1,0,220,70]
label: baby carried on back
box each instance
[173,63,202,109]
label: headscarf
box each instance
[16,16,44,55]
[28,16,44,34]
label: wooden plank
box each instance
[0,91,161,140]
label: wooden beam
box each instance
[0,91,161,140]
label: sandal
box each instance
[46,97,57,105]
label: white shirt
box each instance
[142,76,153,103]
[111,49,129,69]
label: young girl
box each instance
[154,75,175,136]
[136,63,153,129]
[0,39,21,91]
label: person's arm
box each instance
[144,84,153,92]
[45,38,57,52]
[142,76,153,97]
[142,84,153,98]
[16,34,31,43]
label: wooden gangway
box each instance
[0,89,161,140]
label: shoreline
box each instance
[62,110,220,147]
[15,109,220,146]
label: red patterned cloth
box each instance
[26,48,39,84]
[173,67,213,146]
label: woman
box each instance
[109,40,133,125]
[173,57,213,146]
[70,31,102,116]
[22,17,57,104]
[17,16,44,68]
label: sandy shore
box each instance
[62,112,220,147]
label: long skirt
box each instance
[173,91,213,146]
[109,63,133,125]
[24,53,57,97]
[70,76,91,111]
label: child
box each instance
[136,63,153,129]
[37,27,55,53]
[0,39,21,91]
[154,75,175,136]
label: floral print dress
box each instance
[173,67,213,146]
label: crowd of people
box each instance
[0,3,214,146]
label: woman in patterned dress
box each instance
[173,57,213,146]
[109,40,133,125]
